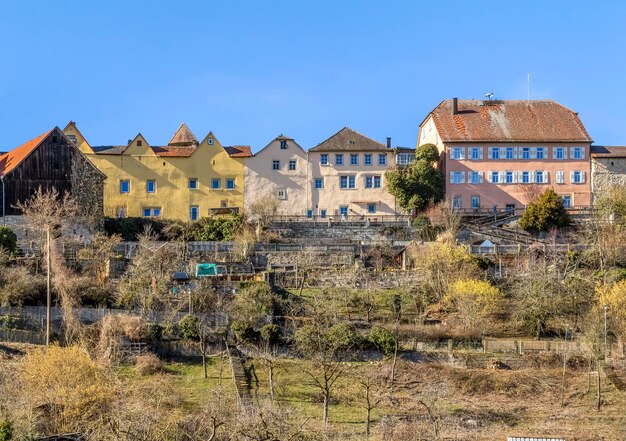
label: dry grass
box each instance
[134,352,164,376]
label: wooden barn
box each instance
[0,127,105,217]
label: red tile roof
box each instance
[152,146,197,157]
[0,130,52,176]
[427,99,592,143]
[168,123,198,146]
[310,127,388,152]
[225,145,252,158]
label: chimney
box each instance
[127,139,132,145]
[386,137,391,149]
[452,97,459,115]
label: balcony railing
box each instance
[267,214,412,226]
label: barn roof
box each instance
[0,130,52,176]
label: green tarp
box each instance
[196,263,218,277]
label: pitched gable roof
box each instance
[168,123,198,146]
[590,145,626,158]
[225,145,252,158]
[426,99,592,143]
[0,130,52,176]
[310,127,388,152]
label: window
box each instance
[396,153,412,165]
[320,154,329,165]
[188,178,198,189]
[335,154,344,165]
[339,206,349,216]
[572,171,583,183]
[505,171,514,184]
[556,170,565,184]
[67,134,77,144]
[211,178,221,189]
[491,171,499,183]
[373,175,381,188]
[226,179,235,190]
[378,154,387,165]
[314,178,324,189]
[452,147,463,160]
[120,180,130,194]
[452,171,464,184]
[307,209,313,218]
[535,171,545,183]
[277,188,287,200]
[364,154,372,166]
[506,147,514,159]
[320,209,327,218]
[340,176,356,189]
[452,196,462,209]
[117,207,126,219]
[521,147,530,159]
[350,154,358,165]
[536,147,544,159]
[272,160,280,170]
[562,195,572,208]
[289,160,296,170]
[220,200,228,208]
[348,175,356,188]
[146,180,156,193]
[555,147,565,160]
[471,147,481,160]
[470,171,482,184]
[367,203,376,213]
[280,140,287,149]
[190,206,199,221]
[365,176,373,188]
[522,171,530,183]
[471,195,480,209]
[573,147,582,160]
[143,207,161,218]
[490,147,500,159]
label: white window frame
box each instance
[335,154,344,165]
[277,188,287,200]
[288,160,296,171]
[350,154,359,165]
[471,195,480,209]
[364,154,372,166]
[314,178,324,189]
[378,154,387,165]
[190,205,199,221]
[491,171,499,183]
[320,154,329,166]
[272,160,280,170]
[226,178,235,190]
[556,170,565,184]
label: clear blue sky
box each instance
[1,1,625,151]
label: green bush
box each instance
[0,227,17,255]
[148,323,164,341]
[178,314,199,340]
[190,215,243,241]
[519,189,570,232]
[0,418,12,441]
[230,319,259,343]
[260,323,280,344]
[368,326,396,356]
[326,322,361,351]
[0,315,19,330]
[103,217,166,241]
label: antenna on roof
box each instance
[485,92,494,100]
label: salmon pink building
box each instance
[418,99,592,212]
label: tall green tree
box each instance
[385,143,444,212]
[519,188,570,232]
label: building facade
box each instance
[244,135,308,217]
[64,122,251,221]
[418,99,593,211]
[0,127,104,217]
[308,127,400,218]
[590,146,626,199]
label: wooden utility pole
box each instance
[46,226,51,346]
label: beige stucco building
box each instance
[419,99,593,211]
[308,127,400,218]
[244,135,309,216]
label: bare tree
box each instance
[15,187,78,345]
[360,373,384,438]
[249,194,280,240]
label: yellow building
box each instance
[63,122,251,221]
